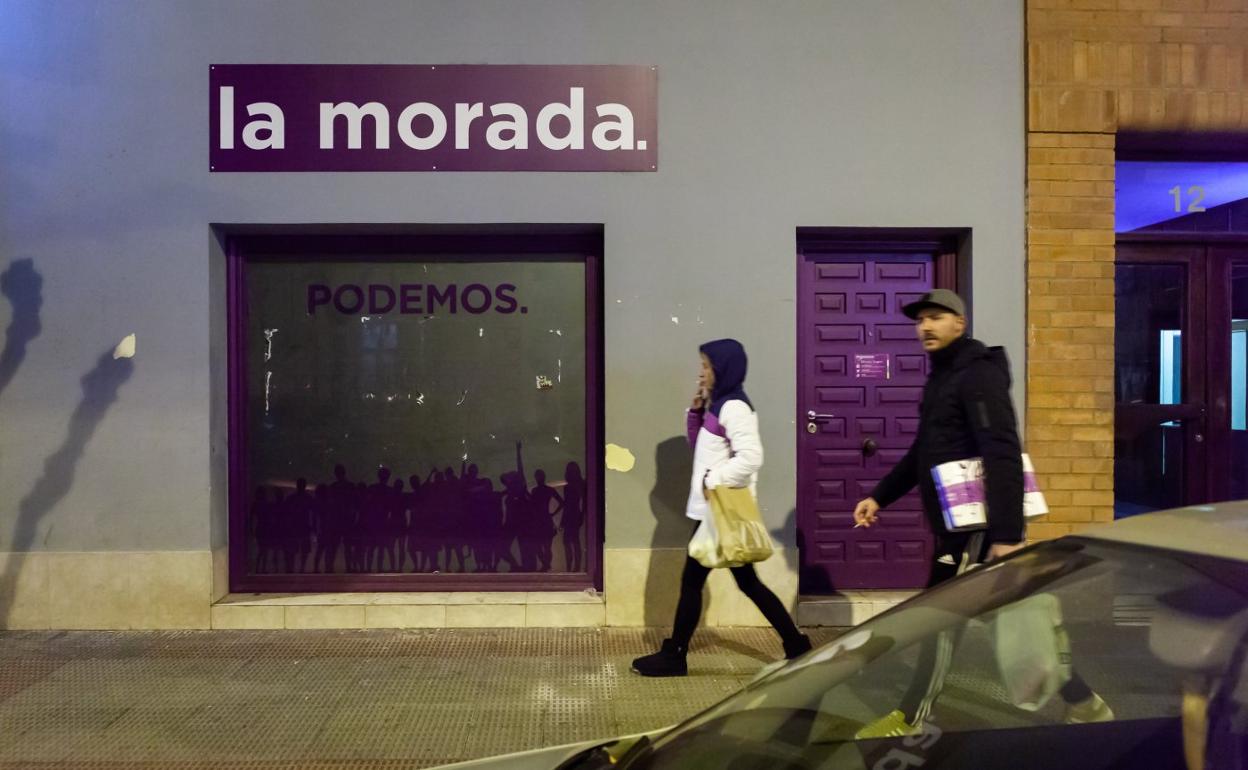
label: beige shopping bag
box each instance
[705,486,774,566]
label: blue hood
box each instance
[699,338,753,416]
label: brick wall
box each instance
[1026,0,1248,539]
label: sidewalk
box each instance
[0,627,841,769]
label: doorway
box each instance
[1114,135,1248,515]
[796,228,965,591]
[1114,243,1248,513]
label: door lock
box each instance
[806,422,818,434]
[862,438,879,457]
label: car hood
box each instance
[1077,502,1248,563]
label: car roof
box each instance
[1075,501,1248,564]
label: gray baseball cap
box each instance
[902,288,966,319]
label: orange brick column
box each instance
[1026,133,1117,539]
[1026,0,1248,538]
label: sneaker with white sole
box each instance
[854,709,921,739]
[1065,692,1114,724]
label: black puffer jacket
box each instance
[870,335,1025,544]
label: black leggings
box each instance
[670,536,803,648]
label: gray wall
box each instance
[0,0,1024,553]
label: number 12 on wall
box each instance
[1169,185,1207,213]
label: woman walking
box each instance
[631,339,810,677]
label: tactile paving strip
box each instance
[0,628,842,769]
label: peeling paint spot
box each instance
[415,392,426,405]
[605,443,636,473]
[456,389,468,406]
[113,334,136,360]
[262,329,278,361]
[671,316,679,325]
[478,328,484,337]
[264,371,273,414]
[553,436,561,444]
[536,375,554,390]
[556,359,562,384]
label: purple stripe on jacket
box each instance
[686,409,726,447]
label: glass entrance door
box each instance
[1115,243,1248,515]
[1208,248,1248,503]
[1114,249,1207,517]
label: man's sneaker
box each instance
[1065,692,1114,724]
[630,639,688,677]
[783,634,813,660]
[854,709,921,739]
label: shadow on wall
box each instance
[0,260,135,625]
[779,506,800,599]
[643,439,805,630]
[644,436,694,627]
[0,259,42,396]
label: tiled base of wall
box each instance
[213,591,606,629]
[797,591,917,626]
[1,548,893,629]
[0,550,213,629]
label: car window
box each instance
[615,541,1248,770]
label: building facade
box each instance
[12,0,1238,630]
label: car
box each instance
[439,502,1248,769]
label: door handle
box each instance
[862,438,879,457]
[806,410,835,422]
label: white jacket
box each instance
[685,399,763,521]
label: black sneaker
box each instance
[631,639,688,677]
[783,634,813,660]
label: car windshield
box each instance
[609,539,1248,770]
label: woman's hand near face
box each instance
[691,381,706,411]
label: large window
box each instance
[227,230,601,591]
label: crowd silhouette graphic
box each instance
[248,441,587,575]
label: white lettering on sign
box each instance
[535,87,584,150]
[454,103,484,150]
[210,65,657,171]
[487,103,528,150]
[219,86,286,150]
[593,103,637,150]
[319,101,390,149]
[397,102,448,150]
[221,87,638,153]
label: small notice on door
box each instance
[854,353,890,379]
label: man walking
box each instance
[852,289,1111,735]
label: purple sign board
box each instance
[210,65,657,172]
[854,353,890,380]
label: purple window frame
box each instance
[225,226,604,592]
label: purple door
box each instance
[797,250,935,591]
